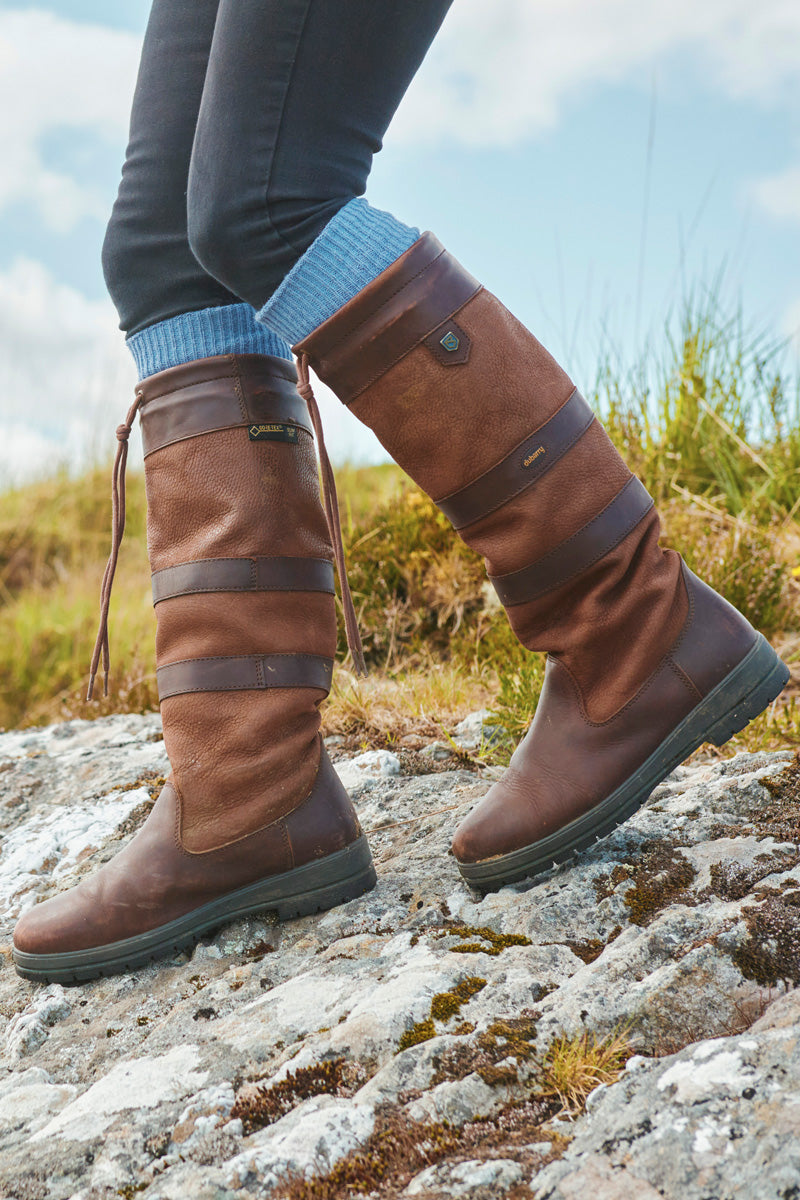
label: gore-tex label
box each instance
[248,423,300,443]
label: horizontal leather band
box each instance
[490,475,654,607]
[140,364,311,457]
[295,232,481,405]
[157,653,334,701]
[136,353,297,403]
[436,389,595,530]
[151,556,335,604]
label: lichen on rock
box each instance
[0,717,797,1198]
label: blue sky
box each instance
[0,0,798,479]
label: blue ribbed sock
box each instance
[257,198,419,345]
[126,302,292,380]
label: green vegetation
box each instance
[397,976,488,1052]
[1,297,798,751]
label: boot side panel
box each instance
[347,288,574,500]
[144,428,332,568]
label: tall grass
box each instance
[1,298,798,745]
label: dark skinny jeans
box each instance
[102,0,452,336]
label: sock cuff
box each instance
[126,303,292,380]
[257,198,419,345]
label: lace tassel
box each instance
[296,354,367,677]
[86,390,143,700]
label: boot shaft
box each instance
[295,234,686,721]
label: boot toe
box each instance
[451,773,534,864]
[13,895,82,956]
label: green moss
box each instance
[446,925,532,956]
[397,977,487,1053]
[398,1017,436,1052]
[430,977,487,1022]
[478,1017,539,1064]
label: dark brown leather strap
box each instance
[294,232,481,404]
[490,476,654,607]
[157,654,334,701]
[136,353,297,403]
[140,365,311,457]
[151,556,335,604]
[436,389,595,530]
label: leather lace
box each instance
[297,353,367,676]
[87,361,366,700]
[86,389,144,699]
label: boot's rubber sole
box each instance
[458,634,790,892]
[13,836,376,985]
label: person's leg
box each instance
[102,0,289,376]
[13,0,388,982]
[259,243,790,892]
[186,0,452,309]
[102,0,235,333]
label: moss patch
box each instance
[429,1014,539,1089]
[593,864,634,902]
[622,842,697,926]
[733,887,800,987]
[566,926,622,964]
[273,1098,561,1200]
[397,1018,436,1053]
[230,1059,352,1136]
[398,978,487,1053]
[446,925,532,956]
[705,851,800,902]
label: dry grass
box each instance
[538,1028,632,1116]
[322,663,493,750]
[2,299,798,754]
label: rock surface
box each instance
[0,713,797,1198]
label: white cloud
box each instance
[0,9,140,230]
[753,165,800,223]
[0,258,135,482]
[389,0,800,147]
[0,258,385,484]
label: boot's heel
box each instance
[703,634,790,748]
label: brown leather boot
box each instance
[293,234,790,892]
[13,354,375,982]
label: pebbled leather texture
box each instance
[300,236,688,723]
[295,233,764,866]
[13,745,362,954]
[12,354,366,959]
[452,567,758,864]
[435,388,595,530]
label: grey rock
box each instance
[405,1156,524,1196]
[224,1095,376,1189]
[452,710,506,751]
[419,741,454,762]
[0,715,796,1198]
[533,993,800,1199]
